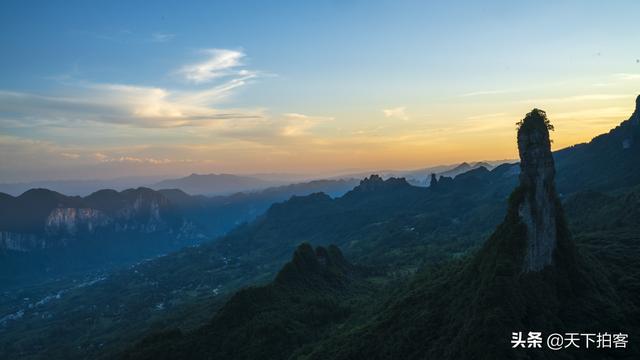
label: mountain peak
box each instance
[274,243,352,287]
[454,162,471,170]
[473,161,492,168]
[429,173,438,187]
[354,175,410,192]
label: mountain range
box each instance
[0,176,162,197]
[1,95,639,359]
[0,179,360,288]
[150,173,278,196]
[118,106,640,360]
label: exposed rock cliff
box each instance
[0,231,45,251]
[45,208,111,236]
[0,188,204,252]
[516,109,559,272]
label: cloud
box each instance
[0,78,262,129]
[459,89,512,97]
[179,49,247,83]
[280,113,333,137]
[0,135,91,174]
[0,47,347,180]
[60,152,81,159]
[519,94,630,104]
[177,70,259,106]
[383,107,408,120]
[0,47,268,131]
[552,107,630,121]
[466,112,509,120]
[97,155,178,164]
[151,32,175,43]
[613,73,640,81]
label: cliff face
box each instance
[516,109,559,272]
[0,232,45,251]
[0,189,204,252]
[46,208,111,236]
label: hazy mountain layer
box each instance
[0,179,359,289]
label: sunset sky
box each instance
[1,0,640,182]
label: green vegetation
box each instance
[115,112,640,360]
[118,183,640,360]
[119,244,375,360]
[517,108,555,132]
[2,111,640,359]
[0,169,517,359]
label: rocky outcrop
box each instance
[516,109,559,272]
[354,175,410,192]
[43,197,173,240]
[0,231,46,251]
[112,195,170,233]
[429,173,438,187]
[275,243,353,288]
[0,188,205,252]
[45,208,110,236]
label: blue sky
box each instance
[1,0,639,181]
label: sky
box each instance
[1,0,639,182]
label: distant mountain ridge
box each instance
[157,178,360,237]
[151,173,277,195]
[433,161,495,181]
[0,176,162,197]
[331,160,504,187]
[0,178,361,288]
[554,94,640,193]
[0,187,203,252]
[0,162,507,197]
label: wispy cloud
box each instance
[179,49,248,83]
[613,73,640,81]
[459,89,512,97]
[0,44,333,173]
[280,113,333,137]
[96,155,183,164]
[552,107,630,121]
[0,85,262,129]
[151,32,176,43]
[519,93,630,104]
[383,106,408,120]
[0,47,269,129]
[466,112,509,120]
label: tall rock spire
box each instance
[429,173,438,187]
[516,109,558,272]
